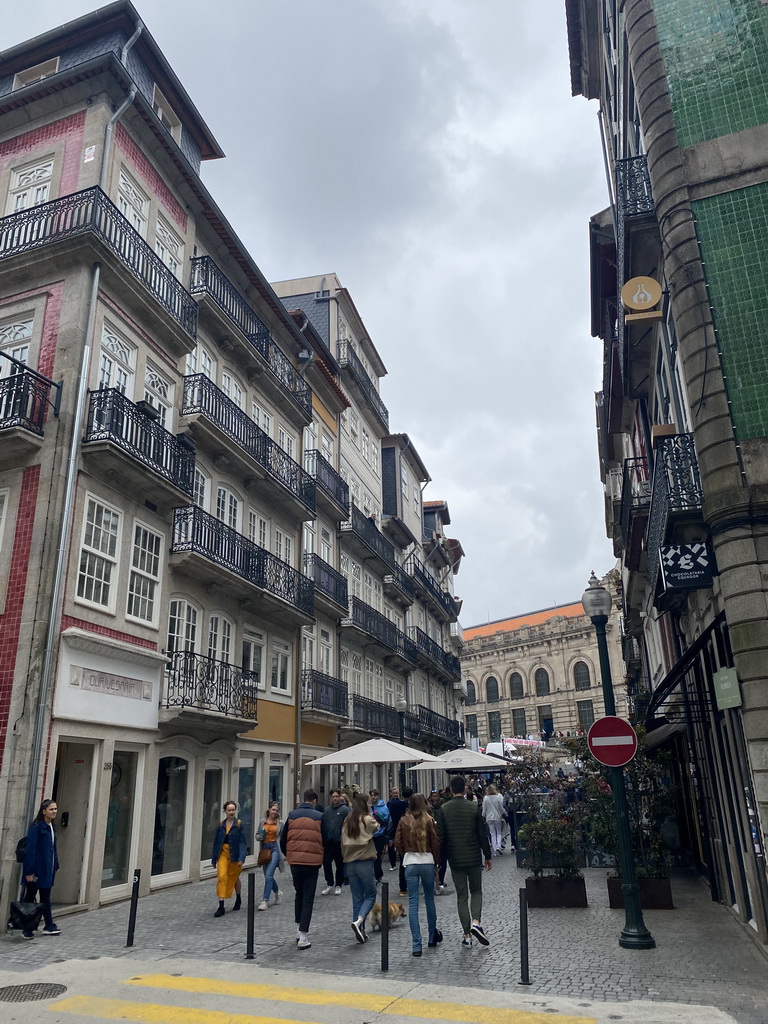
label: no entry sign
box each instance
[587,716,638,767]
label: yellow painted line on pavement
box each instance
[124,974,597,1024]
[50,996,325,1024]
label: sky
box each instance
[6,0,614,627]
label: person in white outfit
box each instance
[482,785,505,855]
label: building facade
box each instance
[566,0,768,942]
[461,594,627,749]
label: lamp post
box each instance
[582,572,656,950]
[396,697,408,793]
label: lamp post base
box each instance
[619,927,657,950]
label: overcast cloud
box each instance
[5,0,614,626]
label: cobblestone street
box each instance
[1,855,766,1023]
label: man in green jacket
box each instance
[436,775,492,946]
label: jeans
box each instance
[290,864,319,933]
[262,846,280,902]
[323,839,344,887]
[24,882,54,930]
[451,864,483,935]
[373,834,387,881]
[346,859,376,924]
[405,863,437,953]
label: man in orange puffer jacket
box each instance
[279,789,324,949]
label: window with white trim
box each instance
[13,57,60,91]
[207,614,233,663]
[364,658,375,700]
[193,468,209,510]
[400,461,409,508]
[167,598,198,654]
[242,630,265,690]
[252,401,272,437]
[277,427,295,460]
[126,522,162,624]
[340,648,349,684]
[0,320,32,414]
[274,527,293,566]
[351,652,362,695]
[320,526,332,563]
[319,629,332,675]
[302,627,315,670]
[117,168,148,236]
[144,362,173,428]
[385,675,394,706]
[155,214,184,279]
[151,84,182,143]
[361,429,370,464]
[76,497,121,610]
[99,323,135,394]
[185,343,215,379]
[7,158,53,214]
[271,639,291,693]
[350,412,359,447]
[350,559,362,598]
[215,486,239,530]
[221,371,244,409]
[321,432,333,461]
[375,663,384,703]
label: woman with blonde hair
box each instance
[341,794,379,943]
[482,784,505,855]
[395,793,442,956]
[257,801,283,911]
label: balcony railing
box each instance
[172,505,314,616]
[412,626,462,680]
[416,705,463,745]
[392,625,418,667]
[350,695,400,738]
[345,596,398,650]
[164,650,258,719]
[304,449,349,511]
[303,553,348,608]
[344,503,397,569]
[406,557,458,620]
[301,669,348,718]
[646,433,704,585]
[383,562,415,602]
[84,389,195,494]
[616,155,654,219]
[182,375,315,513]
[0,188,197,336]
[337,340,388,429]
[619,456,651,571]
[0,369,50,435]
[191,256,311,417]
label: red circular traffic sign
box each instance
[587,716,638,767]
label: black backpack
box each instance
[15,836,26,864]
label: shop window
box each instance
[200,764,223,861]
[101,749,138,889]
[152,756,189,876]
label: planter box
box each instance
[607,876,674,910]
[525,876,588,908]
[516,846,586,870]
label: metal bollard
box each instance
[380,880,389,972]
[519,886,531,985]
[245,872,255,960]
[125,869,140,948]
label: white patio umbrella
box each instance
[305,737,442,766]
[409,747,511,771]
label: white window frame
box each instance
[76,495,122,612]
[242,630,266,691]
[13,57,60,91]
[155,214,185,279]
[6,158,53,214]
[144,361,173,428]
[167,597,199,654]
[151,84,182,143]
[126,520,163,626]
[99,322,136,395]
[117,167,148,237]
[270,638,291,694]
[207,614,233,664]
[193,468,210,511]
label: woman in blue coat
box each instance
[211,801,247,917]
[22,798,60,939]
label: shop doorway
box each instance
[52,741,95,905]
[101,749,140,891]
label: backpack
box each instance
[15,836,26,864]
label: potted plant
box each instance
[518,814,588,908]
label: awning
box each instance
[643,721,687,751]
[644,613,725,725]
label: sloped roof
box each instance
[465,602,585,640]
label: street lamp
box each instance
[582,572,656,950]
[396,697,408,793]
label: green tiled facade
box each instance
[693,182,768,438]
[655,0,768,148]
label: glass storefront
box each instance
[200,765,223,861]
[152,755,188,876]
[238,758,257,855]
[102,749,138,888]
[269,764,284,812]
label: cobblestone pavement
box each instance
[1,857,766,1023]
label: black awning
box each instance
[644,612,726,725]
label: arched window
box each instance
[510,672,524,699]
[466,680,476,705]
[574,661,591,691]
[535,668,550,697]
[486,676,499,703]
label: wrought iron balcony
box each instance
[163,650,258,721]
[646,433,704,587]
[390,625,418,670]
[416,705,463,746]
[182,375,315,516]
[191,256,311,419]
[303,553,348,611]
[84,389,195,496]
[301,669,348,718]
[615,155,654,219]
[0,368,50,436]
[350,695,401,738]
[0,188,197,336]
[337,340,388,430]
[304,449,349,518]
[619,456,651,571]
[406,557,459,622]
[412,626,462,681]
[342,596,398,651]
[172,505,314,617]
[450,621,465,648]
[383,561,414,606]
[341,503,398,572]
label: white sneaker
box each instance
[389,866,397,871]
[297,939,311,949]
[334,886,342,895]
[321,886,333,895]
[273,890,282,904]
[257,901,268,911]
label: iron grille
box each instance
[406,557,459,621]
[164,650,258,719]
[646,433,704,586]
[350,694,401,737]
[345,596,398,650]
[383,563,415,601]
[304,449,349,510]
[337,340,389,429]
[344,503,397,569]
[614,154,654,383]
[0,369,50,434]
[619,455,651,543]
[412,627,462,681]
[416,705,463,745]
[301,669,348,717]
[303,553,348,608]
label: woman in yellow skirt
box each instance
[211,801,247,917]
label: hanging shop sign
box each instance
[713,667,742,710]
[659,542,713,591]
[621,276,663,322]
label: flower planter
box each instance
[607,876,674,910]
[524,876,588,908]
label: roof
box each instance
[381,434,431,483]
[423,499,450,524]
[464,602,586,640]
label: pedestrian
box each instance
[368,789,390,882]
[279,789,324,949]
[436,775,492,947]
[395,793,442,956]
[482,784,505,856]
[321,789,350,895]
[21,798,60,939]
[257,801,283,911]
[211,800,247,917]
[386,787,408,874]
[341,794,378,943]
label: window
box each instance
[118,168,148,236]
[361,429,370,464]
[466,714,478,738]
[302,628,315,671]
[574,661,591,691]
[99,323,135,394]
[537,705,553,733]
[76,497,120,609]
[13,57,60,91]
[193,469,209,510]
[252,401,272,437]
[155,215,184,278]
[151,85,182,143]
[364,658,375,700]
[320,526,332,563]
[126,523,162,624]
[535,668,550,697]
[275,527,293,566]
[466,681,476,705]
[319,629,332,675]
[351,653,362,695]
[144,362,172,428]
[321,432,333,462]
[277,427,295,459]
[167,598,198,654]
[486,676,500,703]
[0,320,33,419]
[400,461,409,508]
[340,648,349,684]
[363,570,373,606]
[221,371,244,409]
[512,708,526,736]
[510,672,524,699]
[215,486,239,530]
[350,412,359,446]
[7,158,53,213]
[207,615,232,663]
[577,700,595,731]
[487,711,501,742]
[271,639,290,692]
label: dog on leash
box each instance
[369,901,406,930]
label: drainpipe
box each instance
[99,20,143,191]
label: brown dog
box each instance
[369,901,406,930]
